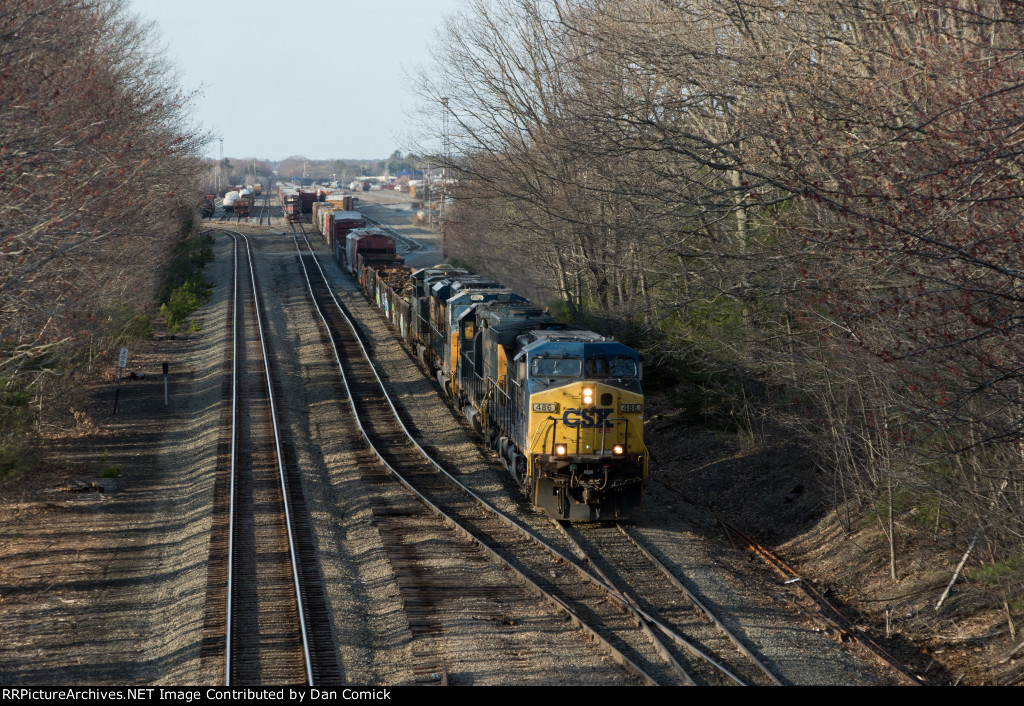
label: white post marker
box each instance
[163,361,169,406]
[113,347,128,415]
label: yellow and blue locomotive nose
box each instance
[527,380,645,460]
[525,379,646,521]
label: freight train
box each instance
[328,222,647,522]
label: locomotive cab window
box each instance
[585,356,637,378]
[531,356,582,378]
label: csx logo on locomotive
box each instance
[561,407,614,429]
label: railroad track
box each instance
[257,195,272,226]
[217,207,249,223]
[292,235,656,684]
[651,475,926,686]
[199,230,340,686]
[292,233,773,685]
[188,228,873,685]
[554,521,782,685]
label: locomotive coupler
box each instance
[569,465,610,505]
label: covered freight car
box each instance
[299,189,321,214]
[319,209,366,249]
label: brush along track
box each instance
[198,230,339,686]
[293,236,712,685]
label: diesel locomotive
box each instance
[338,230,647,521]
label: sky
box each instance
[126,0,466,162]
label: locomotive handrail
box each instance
[487,377,516,439]
[576,414,580,454]
[530,416,555,455]
[507,378,525,443]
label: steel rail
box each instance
[225,232,237,684]
[550,521,697,685]
[652,474,925,686]
[240,232,313,685]
[616,524,782,685]
[223,231,313,686]
[552,520,753,684]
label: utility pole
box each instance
[441,97,450,254]
[218,137,224,192]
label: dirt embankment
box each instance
[644,396,1024,687]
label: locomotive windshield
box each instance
[585,355,637,378]
[531,356,582,378]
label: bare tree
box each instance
[1,0,207,468]
[416,0,1024,568]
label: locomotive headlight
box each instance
[612,444,625,456]
[555,444,567,456]
[582,387,594,405]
